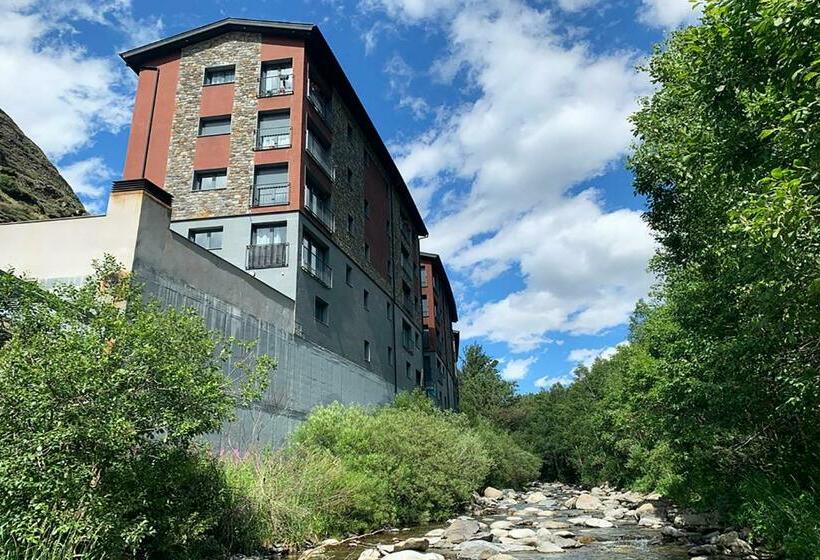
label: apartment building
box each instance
[420,253,460,410]
[119,18,430,393]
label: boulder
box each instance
[382,552,444,560]
[526,492,547,504]
[583,518,614,528]
[425,529,445,538]
[637,516,663,527]
[553,536,580,549]
[563,496,577,509]
[536,542,564,553]
[635,503,657,518]
[490,529,509,539]
[717,531,754,555]
[661,526,686,539]
[455,541,503,560]
[358,549,381,560]
[394,538,429,552]
[444,519,481,543]
[489,521,513,530]
[539,520,571,530]
[575,494,603,511]
[484,487,504,500]
[536,510,555,517]
[508,528,536,540]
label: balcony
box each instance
[402,332,415,354]
[307,90,331,122]
[305,199,335,232]
[306,131,334,179]
[259,75,293,97]
[251,182,289,207]
[301,245,332,287]
[246,242,288,270]
[256,126,291,150]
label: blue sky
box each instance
[0,0,699,393]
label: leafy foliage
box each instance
[458,344,517,425]
[0,258,272,558]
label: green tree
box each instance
[0,257,272,558]
[458,344,517,425]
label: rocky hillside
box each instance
[0,108,86,222]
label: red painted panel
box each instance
[193,134,230,169]
[200,83,234,116]
[364,161,390,279]
[122,54,180,186]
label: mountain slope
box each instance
[0,108,86,223]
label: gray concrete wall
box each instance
[169,213,300,300]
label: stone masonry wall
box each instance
[165,32,261,220]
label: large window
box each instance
[198,116,231,136]
[260,60,293,96]
[305,175,334,230]
[252,165,288,207]
[193,169,227,191]
[189,227,222,250]
[363,340,371,363]
[247,223,288,270]
[301,234,332,287]
[256,111,291,149]
[314,297,329,324]
[203,65,235,85]
[306,128,333,177]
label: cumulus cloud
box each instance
[500,356,537,381]
[638,0,701,29]
[363,0,656,351]
[567,340,628,368]
[0,1,162,209]
[534,373,574,389]
[59,157,116,213]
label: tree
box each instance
[0,257,272,558]
[458,344,517,425]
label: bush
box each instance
[472,418,541,489]
[291,391,492,528]
[0,259,271,558]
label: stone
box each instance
[381,552,444,560]
[508,528,536,540]
[505,516,523,523]
[563,496,577,509]
[554,531,575,538]
[378,545,396,555]
[484,487,504,500]
[637,516,663,527]
[444,519,481,543]
[521,507,541,515]
[568,516,590,526]
[673,512,716,528]
[635,503,657,517]
[489,521,513,530]
[553,536,581,549]
[455,541,503,560]
[539,521,571,530]
[575,494,603,511]
[394,538,429,552]
[536,542,564,553]
[661,526,686,539]
[688,544,718,556]
[583,518,614,528]
[358,549,381,560]
[717,531,754,555]
[536,510,555,517]
[526,492,548,504]
[486,554,517,560]
[490,529,509,539]
[425,529,445,538]
[319,538,341,546]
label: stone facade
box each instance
[165,32,261,220]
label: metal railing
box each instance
[305,199,335,232]
[307,91,330,122]
[301,245,332,287]
[246,242,289,270]
[306,132,333,179]
[251,183,289,207]
[256,126,291,149]
[402,331,415,354]
[259,76,293,97]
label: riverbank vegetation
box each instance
[461,0,819,556]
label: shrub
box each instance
[471,418,541,489]
[291,392,492,527]
[0,259,271,558]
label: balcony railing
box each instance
[307,90,330,122]
[256,126,291,149]
[305,199,335,232]
[259,76,293,97]
[246,242,289,270]
[306,132,334,179]
[252,182,289,207]
[402,332,414,354]
[301,245,332,287]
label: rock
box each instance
[539,521,571,529]
[319,538,341,546]
[358,549,381,560]
[536,510,555,517]
[554,531,575,538]
[637,516,663,527]
[604,508,626,520]
[489,521,513,530]
[490,529,509,538]
[526,492,547,504]
[688,544,718,556]
[673,512,717,528]
[445,519,481,543]
[563,496,577,509]
[425,529,445,538]
[583,518,614,528]
[717,531,754,555]
[505,516,523,523]
[484,487,503,500]
[536,542,564,553]
[568,516,590,526]
[486,554,516,560]
[553,536,580,548]
[575,494,603,511]
[382,552,444,560]
[394,538,429,552]
[521,507,541,515]
[378,545,396,555]
[508,528,536,540]
[455,541,503,560]
[661,526,686,539]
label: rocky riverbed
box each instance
[308,482,765,560]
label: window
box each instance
[314,297,329,324]
[406,361,412,379]
[347,214,354,234]
[308,79,330,121]
[305,175,334,230]
[415,332,421,349]
[416,370,423,386]
[251,223,286,245]
[402,320,413,350]
[248,223,288,269]
[420,267,428,287]
[193,169,227,191]
[302,234,332,287]
[364,242,370,260]
[252,165,288,207]
[347,167,353,183]
[260,60,293,96]
[199,116,231,136]
[363,340,371,363]
[306,127,332,176]
[422,295,429,317]
[189,227,222,250]
[256,111,291,149]
[388,346,393,364]
[387,301,393,320]
[204,65,235,85]
[363,289,369,309]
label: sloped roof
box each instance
[420,252,458,322]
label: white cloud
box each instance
[534,373,574,389]
[0,1,161,207]
[500,356,536,381]
[366,0,656,351]
[638,0,701,29]
[385,53,431,119]
[556,0,599,12]
[567,340,628,367]
[60,157,115,213]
